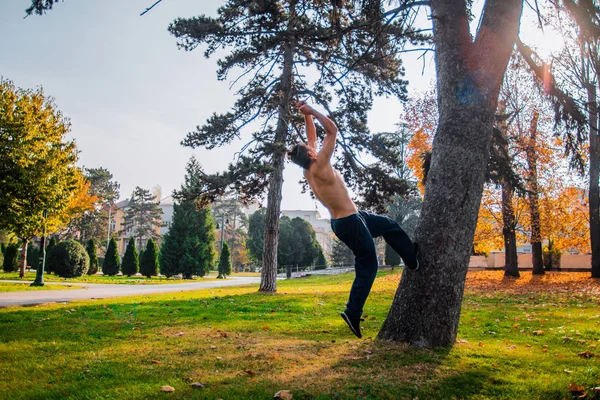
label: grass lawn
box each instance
[1,270,599,399]
[0,271,220,285]
[0,282,82,292]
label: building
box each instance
[109,198,163,256]
[280,209,334,260]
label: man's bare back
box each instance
[293,102,357,219]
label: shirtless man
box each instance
[287,101,420,338]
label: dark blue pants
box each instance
[330,210,417,319]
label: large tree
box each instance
[164,157,217,279]
[377,0,524,347]
[168,0,420,292]
[0,79,94,278]
[121,186,163,250]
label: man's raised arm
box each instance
[297,102,338,160]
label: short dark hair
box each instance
[287,144,314,170]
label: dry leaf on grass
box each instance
[244,370,256,376]
[190,382,205,389]
[151,360,162,364]
[160,385,175,393]
[568,382,585,394]
[579,351,595,359]
[274,390,293,399]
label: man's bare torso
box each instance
[304,159,358,220]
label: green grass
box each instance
[0,270,598,399]
[0,271,220,285]
[0,282,82,292]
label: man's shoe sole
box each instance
[341,312,362,338]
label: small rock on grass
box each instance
[161,385,175,393]
[274,390,293,399]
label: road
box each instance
[0,277,261,307]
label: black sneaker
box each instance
[407,243,421,271]
[341,311,362,338]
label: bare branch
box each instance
[140,0,164,17]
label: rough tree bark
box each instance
[259,33,296,292]
[502,178,520,278]
[587,84,600,278]
[378,0,523,347]
[525,112,544,275]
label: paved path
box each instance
[0,277,261,307]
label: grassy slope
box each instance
[0,270,598,399]
[0,282,82,292]
[0,272,221,285]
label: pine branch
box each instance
[140,0,164,16]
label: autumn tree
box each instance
[0,79,94,278]
[168,0,422,293]
[121,187,162,250]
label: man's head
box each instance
[287,143,316,170]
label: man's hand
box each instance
[297,101,314,116]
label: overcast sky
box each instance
[1,1,552,216]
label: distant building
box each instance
[159,196,174,236]
[280,209,333,260]
[110,198,162,256]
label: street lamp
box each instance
[31,209,48,287]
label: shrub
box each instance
[86,239,99,275]
[218,242,232,278]
[140,238,159,278]
[102,238,120,276]
[46,239,90,278]
[2,243,19,272]
[121,238,139,277]
[27,244,40,270]
[45,237,58,273]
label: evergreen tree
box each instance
[218,242,232,279]
[140,238,159,278]
[160,157,216,279]
[121,186,162,250]
[315,246,327,270]
[121,238,139,277]
[102,238,120,276]
[247,209,266,264]
[86,239,99,275]
[27,244,39,270]
[45,237,58,273]
[169,1,418,292]
[331,238,354,267]
[2,243,19,272]
[384,244,401,267]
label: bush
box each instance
[27,244,40,270]
[121,238,139,277]
[218,242,232,278]
[102,238,120,276]
[46,239,90,278]
[140,238,159,278]
[45,237,58,273]
[86,239,99,275]
[2,243,19,272]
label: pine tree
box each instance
[86,239,99,275]
[121,238,139,277]
[2,244,19,272]
[169,1,418,292]
[218,242,232,279]
[27,244,39,270]
[140,238,159,278]
[121,187,162,250]
[160,157,216,279]
[315,246,327,270]
[102,238,120,276]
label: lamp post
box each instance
[31,209,48,287]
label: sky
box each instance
[0,1,555,216]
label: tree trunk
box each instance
[587,84,600,278]
[502,179,519,278]
[259,17,296,292]
[20,239,28,278]
[526,112,544,275]
[378,0,522,348]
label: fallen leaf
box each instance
[456,339,469,344]
[190,382,205,389]
[579,351,595,359]
[263,326,269,331]
[216,356,223,360]
[272,353,279,359]
[533,330,544,336]
[512,323,519,328]
[244,370,256,377]
[525,344,532,348]
[542,345,549,353]
[569,382,585,394]
[478,342,485,347]
[274,389,293,399]
[210,346,217,349]
[564,369,573,374]
[151,360,162,364]
[175,332,185,337]
[161,385,175,393]
[507,345,517,350]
